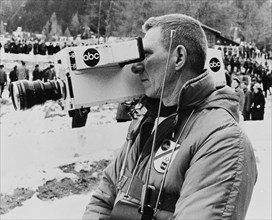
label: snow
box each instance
[0,193,93,219]
[0,99,128,195]
[1,86,271,219]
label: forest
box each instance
[0,0,271,49]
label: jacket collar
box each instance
[140,69,215,116]
[176,69,216,112]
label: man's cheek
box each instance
[145,58,157,70]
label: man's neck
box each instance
[163,69,195,107]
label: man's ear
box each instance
[174,45,187,71]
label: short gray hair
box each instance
[142,14,208,74]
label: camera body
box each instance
[53,38,145,116]
[10,38,226,117]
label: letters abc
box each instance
[83,48,100,67]
[210,61,220,68]
[83,52,100,61]
[209,58,221,72]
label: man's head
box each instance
[132,14,208,106]
[142,14,207,74]
[231,77,241,89]
[253,83,261,93]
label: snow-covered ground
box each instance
[0,86,271,219]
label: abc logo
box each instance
[209,58,221,72]
[83,48,100,67]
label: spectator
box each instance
[33,40,39,55]
[9,65,18,97]
[27,40,33,54]
[241,78,253,121]
[17,40,24,54]
[9,39,17,53]
[39,41,47,55]
[251,83,265,120]
[231,76,245,120]
[262,70,271,97]
[268,69,272,94]
[43,64,56,82]
[4,41,10,53]
[243,58,250,74]
[62,42,67,49]
[18,61,29,80]
[0,65,7,98]
[47,42,54,55]
[9,66,18,82]
[230,55,236,72]
[32,64,42,81]
[53,42,61,54]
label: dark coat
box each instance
[9,69,18,82]
[32,68,42,81]
[242,88,253,121]
[251,90,265,120]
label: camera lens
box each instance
[10,79,66,110]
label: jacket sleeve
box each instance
[82,118,143,220]
[174,122,257,219]
[82,141,127,220]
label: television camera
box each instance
[10,37,226,127]
[10,38,146,125]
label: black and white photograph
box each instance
[0,0,271,219]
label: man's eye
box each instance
[145,51,151,58]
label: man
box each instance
[231,76,245,120]
[9,66,18,83]
[33,39,39,55]
[241,77,253,121]
[9,65,18,97]
[0,65,7,98]
[18,61,29,80]
[83,14,257,220]
[43,64,56,82]
[32,64,42,81]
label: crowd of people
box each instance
[217,41,272,60]
[1,39,61,55]
[0,61,56,98]
[0,37,98,56]
[224,52,271,121]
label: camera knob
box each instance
[131,63,144,74]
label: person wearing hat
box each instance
[32,64,42,81]
[0,64,7,98]
[43,63,56,82]
[231,76,245,120]
[251,83,265,120]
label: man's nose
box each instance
[131,62,144,74]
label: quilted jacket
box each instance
[83,70,258,220]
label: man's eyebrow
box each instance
[144,48,153,53]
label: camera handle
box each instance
[70,107,90,128]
